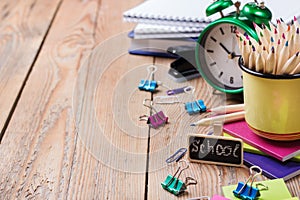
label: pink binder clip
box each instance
[147,111,168,129]
[139,99,168,129]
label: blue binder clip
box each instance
[138,80,158,92]
[233,166,268,200]
[185,99,206,115]
[161,160,197,196]
[138,65,159,92]
[233,182,260,200]
[181,86,206,115]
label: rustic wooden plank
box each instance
[0,0,98,198]
[0,0,61,136]
[70,46,152,199]
[67,0,151,199]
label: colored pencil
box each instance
[255,53,265,72]
[265,46,276,74]
[190,111,245,126]
[276,40,290,74]
[248,45,256,70]
[279,52,300,74]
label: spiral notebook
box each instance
[132,23,204,39]
[123,0,215,28]
[123,0,300,28]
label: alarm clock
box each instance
[196,0,272,93]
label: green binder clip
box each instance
[161,160,197,196]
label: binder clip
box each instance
[183,86,206,115]
[139,99,168,129]
[161,160,197,196]
[233,166,268,200]
[166,86,191,95]
[185,99,206,115]
[138,65,159,92]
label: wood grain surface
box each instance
[0,0,61,139]
[0,0,299,199]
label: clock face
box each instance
[197,22,247,93]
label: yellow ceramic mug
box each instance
[239,59,300,141]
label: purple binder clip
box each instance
[147,111,168,129]
[139,99,168,129]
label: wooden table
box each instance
[0,0,299,199]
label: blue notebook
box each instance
[243,152,300,181]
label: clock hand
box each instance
[219,42,231,55]
[229,52,242,59]
[229,35,241,59]
[220,40,241,59]
[232,35,236,52]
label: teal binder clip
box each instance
[233,166,268,200]
[185,99,206,115]
[138,65,160,92]
[181,86,206,115]
[161,160,197,196]
[138,80,158,92]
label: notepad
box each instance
[223,133,300,162]
[222,178,293,200]
[244,152,300,181]
[132,23,204,39]
[223,120,300,162]
[123,0,300,28]
[123,0,215,28]
[211,195,230,200]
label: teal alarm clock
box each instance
[196,0,272,93]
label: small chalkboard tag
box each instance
[188,134,243,167]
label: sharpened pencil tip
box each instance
[190,123,195,126]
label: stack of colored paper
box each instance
[223,120,300,181]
